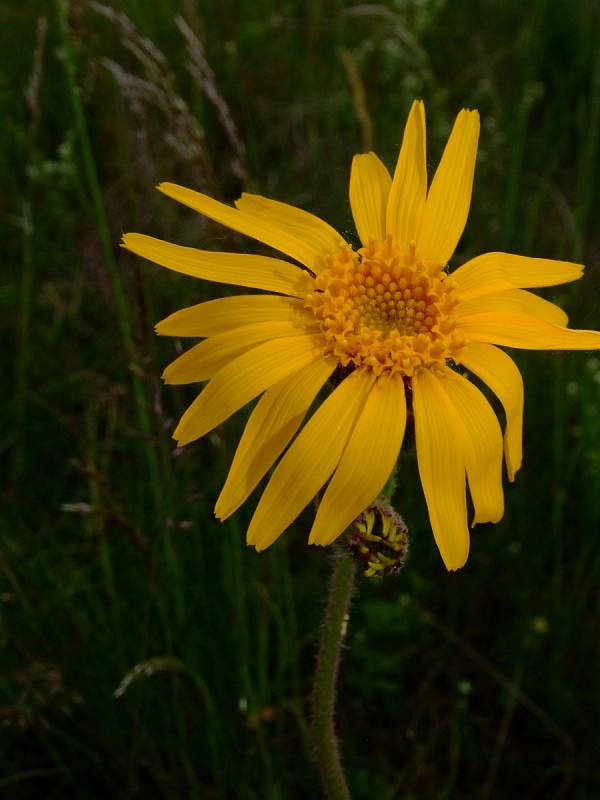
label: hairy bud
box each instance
[345,498,409,577]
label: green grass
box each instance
[2,0,600,797]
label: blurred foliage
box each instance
[1,0,600,797]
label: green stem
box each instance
[312,551,356,800]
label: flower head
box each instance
[123,101,600,570]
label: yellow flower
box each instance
[123,101,600,570]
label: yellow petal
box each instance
[157,182,339,272]
[349,152,392,245]
[417,109,480,266]
[309,374,406,546]
[163,320,317,384]
[122,233,308,297]
[155,295,309,337]
[451,252,583,300]
[456,288,568,326]
[173,334,322,446]
[215,358,337,520]
[386,100,427,248]
[235,193,344,272]
[457,343,523,480]
[412,370,469,570]
[246,370,376,551]
[438,368,504,525]
[456,313,600,350]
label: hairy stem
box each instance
[312,551,356,800]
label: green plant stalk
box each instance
[55,0,161,513]
[14,199,34,485]
[312,551,356,800]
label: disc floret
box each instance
[305,237,466,376]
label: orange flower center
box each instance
[305,238,466,376]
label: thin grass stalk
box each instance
[573,42,600,262]
[14,17,47,484]
[14,199,35,485]
[55,0,162,512]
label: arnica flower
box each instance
[123,101,600,570]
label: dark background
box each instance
[2,0,599,797]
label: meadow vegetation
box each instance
[2,0,600,796]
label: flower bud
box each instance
[345,498,409,577]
